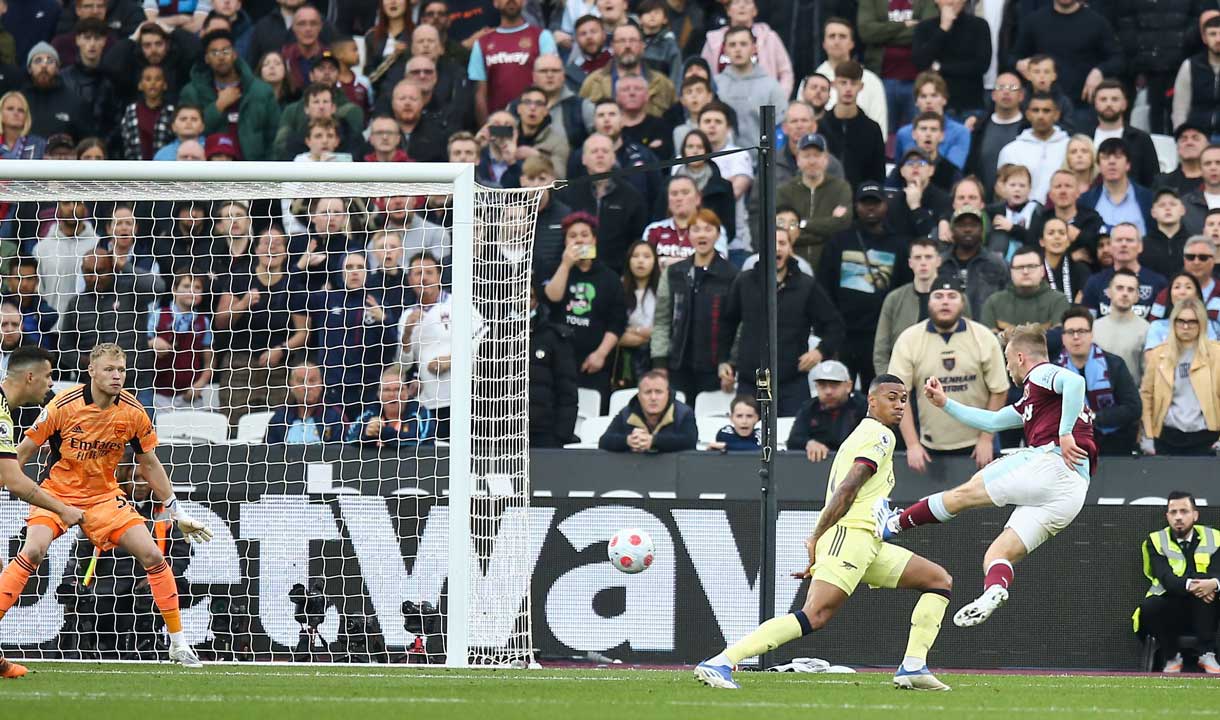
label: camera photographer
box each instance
[474,111,524,189]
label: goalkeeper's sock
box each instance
[0,553,36,619]
[144,560,183,636]
[723,611,812,665]
[902,590,950,669]
[897,493,956,531]
[984,559,1014,591]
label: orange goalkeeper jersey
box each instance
[25,384,159,505]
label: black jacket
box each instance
[983,199,1034,258]
[820,110,887,186]
[400,112,451,163]
[556,179,649,274]
[1008,5,1125,102]
[720,260,845,384]
[884,184,951,239]
[529,309,580,448]
[598,392,698,453]
[23,77,91,140]
[62,63,122,143]
[786,392,869,450]
[1028,204,1105,260]
[674,163,737,244]
[886,155,961,194]
[1073,124,1161,189]
[1142,527,1220,596]
[912,14,992,112]
[1115,0,1195,74]
[1141,224,1193,279]
[655,253,738,371]
[101,28,200,104]
[546,260,628,359]
[532,196,572,283]
[244,9,335,66]
[816,223,913,339]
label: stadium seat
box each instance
[607,389,686,417]
[694,390,735,417]
[776,417,796,448]
[1150,133,1179,174]
[233,411,274,444]
[564,415,614,448]
[156,410,229,444]
[696,416,731,447]
[577,387,602,419]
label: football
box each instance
[608,528,655,574]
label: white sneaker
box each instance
[953,586,1009,627]
[893,664,951,691]
[169,643,203,668]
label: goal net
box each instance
[0,161,544,668]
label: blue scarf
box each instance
[1057,344,1117,435]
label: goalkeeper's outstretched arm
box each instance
[136,450,213,544]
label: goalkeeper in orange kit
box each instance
[0,344,213,678]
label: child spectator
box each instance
[147,271,214,410]
[329,38,373,117]
[1024,54,1075,128]
[638,0,682,86]
[707,395,762,452]
[152,104,205,161]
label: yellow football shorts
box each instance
[811,525,913,596]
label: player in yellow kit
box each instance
[695,374,954,690]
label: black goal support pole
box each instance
[756,104,780,670]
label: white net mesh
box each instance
[0,167,544,667]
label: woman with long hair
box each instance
[76,137,106,160]
[258,51,296,107]
[1038,217,1088,304]
[671,129,737,248]
[1141,296,1220,455]
[1144,273,1220,350]
[0,92,44,159]
[363,0,413,92]
[1061,134,1098,195]
[613,241,660,389]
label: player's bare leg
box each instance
[116,524,201,668]
[892,555,953,691]
[879,471,995,541]
[0,525,56,678]
[955,528,1029,628]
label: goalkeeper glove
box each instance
[162,498,214,544]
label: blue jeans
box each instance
[884,79,915,136]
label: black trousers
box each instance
[738,375,810,417]
[840,335,875,391]
[1155,426,1220,457]
[1140,593,1220,656]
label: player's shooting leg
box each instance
[720,581,848,665]
[897,554,952,668]
[941,472,997,514]
[0,525,55,620]
[116,524,182,637]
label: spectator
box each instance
[179,28,280,162]
[741,209,815,275]
[615,73,670,161]
[776,99,842,188]
[1081,138,1153,236]
[814,17,888,138]
[896,113,962,194]
[118,65,174,160]
[0,302,19,377]
[873,237,969,374]
[894,72,971,171]
[1172,16,1220,140]
[23,42,90,141]
[397,251,448,348]
[364,114,410,162]
[534,53,593,151]
[637,0,682,86]
[325,36,371,115]
[786,359,868,461]
[32,201,98,316]
[1143,188,1193,279]
[103,21,196,105]
[520,157,570,281]
[1094,269,1151,387]
[1181,145,1220,237]
[651,207,737,403]
[980,245,1072,332]
[378,193,448,270]
[211,200,252,272]
[474,110,523,188]
[98,203,161,279]
[469,0,557,124]
[1038,217,1089,305]
[362,0,412,94]
[1057,305,1142,455]
[388,79,448,162]
[1159,123,1206,196]
[1141,296,1220,455]
[364,228,408,318]
[1083,81,1160,188]
[1,258,56,349]
[257,50,295,107]
[0,91,46,159]
[516,84,569,179]
[402,278,482,441]
[1137,492,1220,674]
[213,227,309,426]
[719,226,845,416]
[527,283,579,447]
[1061,135,1098,197]
[1083,222,1168,318]
[75,136,105,161]
[1145,272,1220,351]
[175,138,205,160]
[5,0,60,67]
[911,0,990,117]
[713,25,786,150]
[147,272,214,410]
[543,211,627,405]
[404,52,475,135]
[1010,0,1123,131]
[61,18,121,139]
[613,240,659,389]
[555,133,647,274]
[144,0,208,34]
[550,0,598,51]
[886,147,951,239]
[667,72,713,152]
[580,23,673,119]
[858,0,936,132]
[58,249,158,385]
[696,102,753,250]
[997,92,1070,203]
[939,205,1009,317]
[1028,170,1105,264]
[564,13,611,92]
[346,366,436,446]
[54,0,120,69]
[152,104,205,161]
[802,70,832,121]
[42,132,77,161]
[1152,236,1220,322]
[211,0,254,57]
[643,175,728,267]
[275,69,364,159]
[964,73,1026,196]
[888,274,1008,471]
[699,0,793,96]
[598,369,697,453]
[986,164,1039,262]
[706,394,762,452]
[265,360,345,443]
[819,61,887,187]
[818,182,912,387]
[775,133,853,272]
[418,0,470,69]
[281,5,328,94]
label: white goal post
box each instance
[0,160,544,668]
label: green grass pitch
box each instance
[1,663,1217,719]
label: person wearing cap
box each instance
[43,133,78,161]
[1143,187,1194,278]
[885,146,951,239]
[996,92,1070,204]
[785,359,868,462]
[22,42,89,141]
[1158,123,1206,196]
[818,182,913,388]
[874,237,973,374]
[1080,138,1154,236]
[179,29,280,162]
[979,245,1072,333]
[819,60,886,188]
[1172,15,1220,140]
[205,134,238,160]
[939,204,1010,317]
[887,273,1009,472]
[1180,144,1220,237]
[775,132,853,272]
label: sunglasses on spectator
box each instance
[408,68,436,75]
[1184,253,1214,261]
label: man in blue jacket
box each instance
[265,361,346,444]
[599,370,697,453]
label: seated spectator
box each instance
[997,93,1070,203]
[1038,218,1088,305]
[153,104,206,161]
[714,25,786,150]
[980,245,1072,333]
[147,272,214,411]
[888,274,1008,472]
[528,283,579,448]
[1172,16,1220,141]
[911,0,990,118]
[23,42,90,141]
[555,133,647,274]
[1143,188,1193,279]
[1135,492,1220,674]
[1083,223,1168,319]
[346,366,436,446]
[179,28,279,161]
[1152,237,1220,323]
[707,394,762,452]
[1028,170,1104,264]
[0,91,45,159]
[719,227,844,416]
[1,257,56,349]
[613,241,659,389]
[986,164,1039,262]
[814,18,887,137]
[1158,123,1206,197]
[1056,305,1142,456]
[516,85,569,179]
[939,206,1009,318]
[265,360,345,444]
[258,50,295,108]
[819,61,886,187]
[1141,296,1220,455]
[1145,272,1220,351]
[895,72,971,171]
[1061,134,1097,197]
[775,133,852,272]
[874,237,970,376]
[33,200,98,315]
[0,302,20,377]
[699,0,793,95]
[61,18,120,136]
[1093,269,1150,386]
[581,23,673,118]
[786,360,867,462]
[119,64,175,161]
[598,369,697,453]
[1081,138,1153,236]
[473,111,524,188]
[886,147,951,239]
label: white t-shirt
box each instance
[1206,192,1220,210]
[1093,126,1123,149]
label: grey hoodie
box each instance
[714,63,789,149]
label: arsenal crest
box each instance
[113,422,128,439]
[942,356,956,371]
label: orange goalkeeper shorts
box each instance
[28,493,146,552]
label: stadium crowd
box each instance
[0,0,1217,460]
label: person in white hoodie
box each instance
[713,26,787,149]
[996,92,1070,204]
